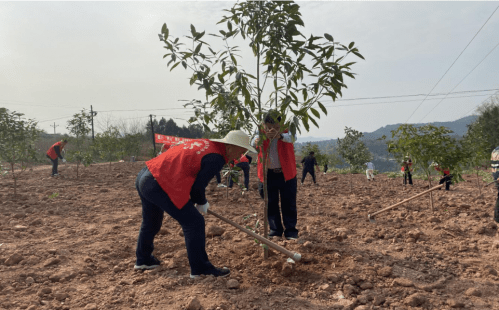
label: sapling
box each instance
[66,110,93,178]
[0,109,40,196]
[159,0,363,258]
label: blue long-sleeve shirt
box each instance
[190,153,225,205]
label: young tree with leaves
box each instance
[159,0,363,256]
[337,127,372,191]
[384,124,465,211]
[0,109,40,195]
[473,94,499,149]
[462,121,491,196]
[66,109,93,178]
[93,126,122,170]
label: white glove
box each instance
[62,158,67,163]
[195,202,209,215]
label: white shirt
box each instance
[268,133,293,169]
[365,162,375,170]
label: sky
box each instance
[1,1,498,140]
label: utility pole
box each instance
[50,122,59,135]
[149,114,156,155]
[90,105,97,141]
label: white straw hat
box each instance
[210,130,257,153]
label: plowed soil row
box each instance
[1,162,499,310]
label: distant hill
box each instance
[362,115,477,140]
[295,115,478,172]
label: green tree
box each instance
[0,109,40,195]
[93,126,122,170]
[462,121,490,195]
[120,133,143,160]
[337,127,372,191]
[473,94,499,150]
[66,109,93,178]
[300,142,328,167]
[159,0,363,257]
[324,144,344,170]
[384,124,465,211]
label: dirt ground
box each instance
[1,161,499,310]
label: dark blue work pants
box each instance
[135,167,213,275]
[258,170,298,238]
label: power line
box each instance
[321,88,499,102]
[458,90,499,119]
[405,4,499,123]
[419,39,499,122]
[323,93,493,108]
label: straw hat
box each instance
[210,130,257,153]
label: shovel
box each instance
[368,184,444,223]
[207,209,302,262]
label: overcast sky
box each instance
[1,1,498,139]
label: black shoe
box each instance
[269,231,283,238]
[285,236,298,240]
[190,267,230,279]
[134,255,161,270]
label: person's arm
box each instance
[246,155,252,164]
[54,145,63,159]
[190,154,226,205]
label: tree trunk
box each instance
[428,173,434,212]
[350,166,353,193]
[11,163,17,196]
[262,145,271,259]
[476,169,482,196]
[226,170,229,199]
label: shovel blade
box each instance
[368,214,376,223]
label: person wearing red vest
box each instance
[255,111,298,240]
[228,153,252,190]
[46,140,67,176]
[134,130,256,278]
[434,163,452,191]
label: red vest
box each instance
[257,137,297,182]
[146,139,227,209]
[47,142,63,160]
[234,154,249,164]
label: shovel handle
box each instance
[207,209,301,262]
[485,180,497,187]
[369,184,444,218]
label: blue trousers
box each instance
[135,167,214,274]
[258,171,298,238]
[47,155,58,175]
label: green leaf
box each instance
[170,62,180,71]
[352,51,365,60]
[348,42,355,49]
[194,43,202,54]
[195,31,205,41]
[318,101,327,115]
[324,33,334,42]
[310,108,320,119]
[190,24,197,36]
[182,61,187,69]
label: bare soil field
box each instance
[1,162,499,310]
